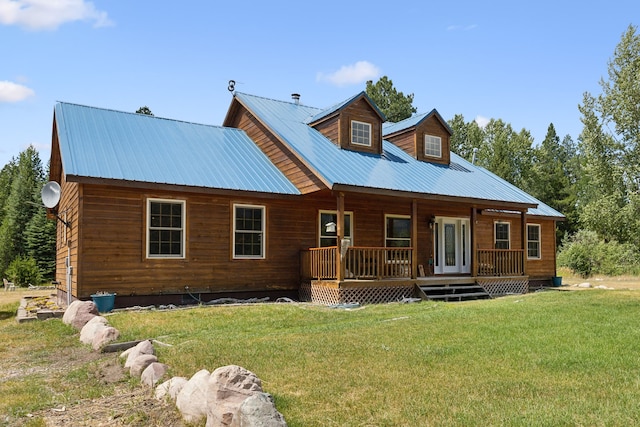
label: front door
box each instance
[434,217,470,274]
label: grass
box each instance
[3,288,640,425]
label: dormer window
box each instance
[351,120,372,146]
[424,135,442,158]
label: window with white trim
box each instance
[147,199,185,258]
[424,135,442,158]
[319,211,353,247]
[527,224,541,259]
[494,222,510,249]
[233,204,265,259]
[351,120,371,146]
[385,215,411,248]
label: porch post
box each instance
[336,192,345,281]
[471,207,477,277]
[521,210,527,276]
[411,199,418,279]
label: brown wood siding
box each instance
[54,171,81,298]
[385,131,416,157]
[525,219,557,279]
[227,107,326,194]
[416,116,451,165]
[339,99,383,155]
[313,114,340,146]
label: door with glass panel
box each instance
[433,217,471,274]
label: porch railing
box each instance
[305,246,413,280]
[476,249,525,276]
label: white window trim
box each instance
[146,198,186,259]
[233,204,266,259]
[424,134,442,158]
[494,221,511,250]
[527,224,541,260]
[318,210,354,247]
[384,214,411,248]
[351,120,372,147]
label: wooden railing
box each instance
[305,246,413,280]
[477,249,525,276]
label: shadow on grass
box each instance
[0,310,15,320]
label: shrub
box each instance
[6,256,43,287]
[558,230,640,277]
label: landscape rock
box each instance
[206,365,263,427]
[124,340,155,368]
[92,326,120,351]
[62,300,99,330]
[155,376,188,401]
[141,362,169,387]
[129,354,158,378]
[176,369,211,424]
[578,282,592,288]
[230,392,287,427]
[79,316,109,344]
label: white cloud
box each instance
[475,115,490,129]
[316,61,381,87]
[0,0,113,30]
[0,80,35,102]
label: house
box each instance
[48,91,564,308]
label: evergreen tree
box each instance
[25,206,56,280]
[365,76,417,122]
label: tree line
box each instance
[1,26,637,283]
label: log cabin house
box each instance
[48,91,564,308]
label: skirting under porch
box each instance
[299,276,530,305]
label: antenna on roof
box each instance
[228,80,236,94]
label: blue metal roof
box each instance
[54,102,300,195]
[383,109,453,136]
[235,93,564,218]
[305,91,386,124]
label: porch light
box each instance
[325,222,336,233]
[428,216,435,229]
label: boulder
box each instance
[129,354,158,378]
[155,376,188,401]
[230,392,287,427]
[92,326,120,351]
[79,316,109,344]
[62,300,99,330]
[206,365,263,427]
[124,340,155,368]
[141,362,169,387]
[176,369,211,424]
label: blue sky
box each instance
[1,0,638,168]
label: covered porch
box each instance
[299,246,529,304]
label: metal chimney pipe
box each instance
[291,93,300,105]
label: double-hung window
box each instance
[319,211,353,247]
[494,222,510,249]
[385,215,411,248]
[527,224,541,259]
[424,135,442,158]
[351,120,371,146]
[147,199,185,258]
[233,204,265,259]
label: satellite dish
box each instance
[41,181,61,209]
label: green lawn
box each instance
[3,289,640,426]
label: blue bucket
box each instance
[91,293,116,312]
[551,276,562,287]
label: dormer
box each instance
[307,92,386,155]
[383,109,452,165]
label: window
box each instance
[234,204,265,259]
[424,135,442,158]
[527,224,541,259]
[351,120,371,146]
[319,211,353,247]
[494,222,510,249]
[385,215,411,248]
[147,199,185,258]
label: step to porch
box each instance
[418,284,491,302]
